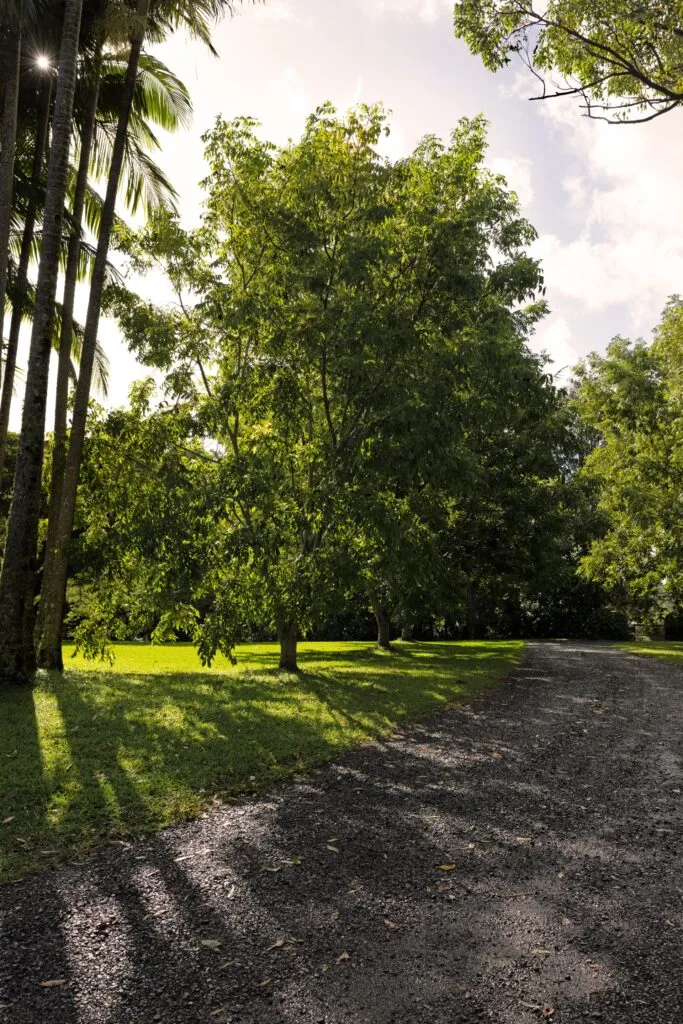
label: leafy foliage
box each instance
[575,297,683,627]
[454,1,683,122]
[79,105,556,664]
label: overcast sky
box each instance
[15,0,683,426]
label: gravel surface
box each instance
[1,642,681,1023]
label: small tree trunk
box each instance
[277,622,298,671]
[0,77,53,486]
[36,3,149,671]
[371,595,392,650]
[466,581,477,641]
[36,73,100,670]
[0,25,22,372]
[0,0,85,686]
[401,623,413,641]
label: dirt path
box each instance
[0,642,681,1023]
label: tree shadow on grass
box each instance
[1,644,515,875]
[0,643,681,1022]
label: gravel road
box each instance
[0,642,681,1023]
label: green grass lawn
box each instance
[616,641,683,664]
[0,639,522,884]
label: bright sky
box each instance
[14,0,683,426]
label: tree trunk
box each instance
[0,24,21,377]
[277,622,298,672]
[0,77,53,486]
[466,581,477,641]
[35,73,100,670]
[371,595,392,650]
[36,1,149,671]
[0,0,85,685]
[401,623,413,641]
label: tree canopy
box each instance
[453,1,683,122]
[575,298,683,628]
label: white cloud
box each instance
[355,0,452,23]
[267,68,312,142]
[534,100,683,330]
[250,1,297,21]
[529,315,580,383]
[490,156,534,207]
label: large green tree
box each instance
[73,105,545,671]
[575,298,683,627]
[454,1,683,122]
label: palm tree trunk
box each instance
[36,0,150,671]
[0,23,22,378]
[0,76,53,488]
[35,73,100,669]
[0,0,85,685]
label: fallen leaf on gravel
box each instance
[210,1008,227,1018]
[39,980,66,988]
[285,855,302,865]
[261,866,281,873]
[531,949,552,956]
[321,964,329,973]
[174,849,212,862]
[217,961,234,971]
[516,837,532,844]
[331,910,340,920]
[14,837,26,844]
[337,951,350,963]
[326,844,340,853]
[259,978,271,987]
[383,919,400,930]
[266,938,286,951]
[437,864,456,871]
[201,939,223,950]
[2,816,14,824]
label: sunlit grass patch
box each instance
[616,641,683,664]
[0,639,522,883]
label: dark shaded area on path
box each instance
[0,642,681,1023]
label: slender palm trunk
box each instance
[0,77,53,487]
[35,75,100,669]
[371,594,392,650]
[277,622,298,672]
[0,0,85,685]
[36,0,150,671]
[0,23,22,377]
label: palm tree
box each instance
[0,0,85,683]
[0,65,53,483]
[0,3,25,376]
[0,47,184,481]
[36,0,235,671]
[37,49,190,666]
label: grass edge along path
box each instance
[0,640,522,884]
[615,640,683,664]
